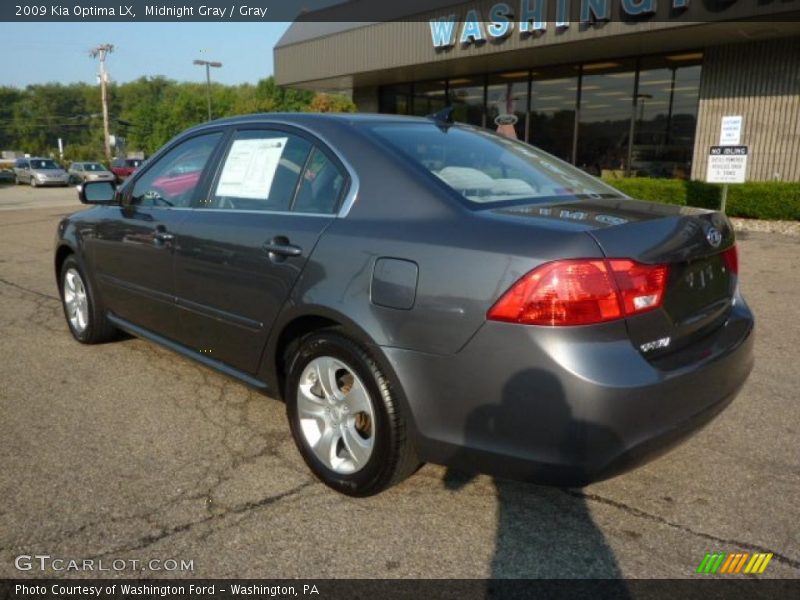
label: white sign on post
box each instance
[707,146,748,184]
[720,115,743,146]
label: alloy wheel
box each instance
[296,356,375,474]
[63,267,89,334]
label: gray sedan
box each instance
[68,162,116,184]
[14,157,69,187]
[54,113,754,496]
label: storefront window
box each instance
[633,55,702,179]
[377,52,702,180]
[448,77,485,127]
[379,84,412,115]
[529,67,579,163]
[576,61,637,176]
[411,80,447,116]
[487,72,529,141]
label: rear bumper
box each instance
[384,297,754,486]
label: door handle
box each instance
[262,237,302,258]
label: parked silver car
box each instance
[68,162,115,184]
[14,157,69,187]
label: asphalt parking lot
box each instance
[0,184,798,580]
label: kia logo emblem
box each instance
[706,227,723,248]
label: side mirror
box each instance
[78,180,117,205]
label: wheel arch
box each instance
[265,307,374,399]
[54,243,76,286]
[262,307,418,444]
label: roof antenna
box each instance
[427,106,455,129]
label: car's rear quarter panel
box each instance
[273,119,605,356]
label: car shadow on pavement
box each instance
[443,369,631,589]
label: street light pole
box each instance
[193,59,222,121]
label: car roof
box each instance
[188,112,437,134]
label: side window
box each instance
[208,130,311,211]
[293,148,346,214]
[130,132,222,208]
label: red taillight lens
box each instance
[487,259,669,326]
[487,260,621,326]
[607,259,668,316]
[721,245,738,274]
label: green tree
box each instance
[308,93,357,113]
[0,76,347,161]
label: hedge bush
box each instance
[601,177,800,221]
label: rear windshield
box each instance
[366,123,622,206]
[85,163,106,171]
[125,159,143,168]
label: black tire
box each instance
[30,177,37,187]
[58,255,117,344]
[285,331,420,496]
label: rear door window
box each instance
[206,130,312,211]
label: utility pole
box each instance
[90,44,114,164]
[193,59,222,121]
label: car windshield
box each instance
[31,159,59,170]
[366,122,623,205]
[126,159,143,168]
[85,163,106,171]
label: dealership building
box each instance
[274,0,800,181]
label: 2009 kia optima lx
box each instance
[55,113,754,496]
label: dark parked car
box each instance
[110,157,144,182]
[54,113,754,496]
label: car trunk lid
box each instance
[492,197,737,357]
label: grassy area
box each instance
[602,177,800,221]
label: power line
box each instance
[0,114,102,124]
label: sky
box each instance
[0,22,292,88]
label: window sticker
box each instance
[216,137,288,200]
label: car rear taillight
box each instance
[487,259,669,326]
[721,245,738,275]
[607,259,668,316]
